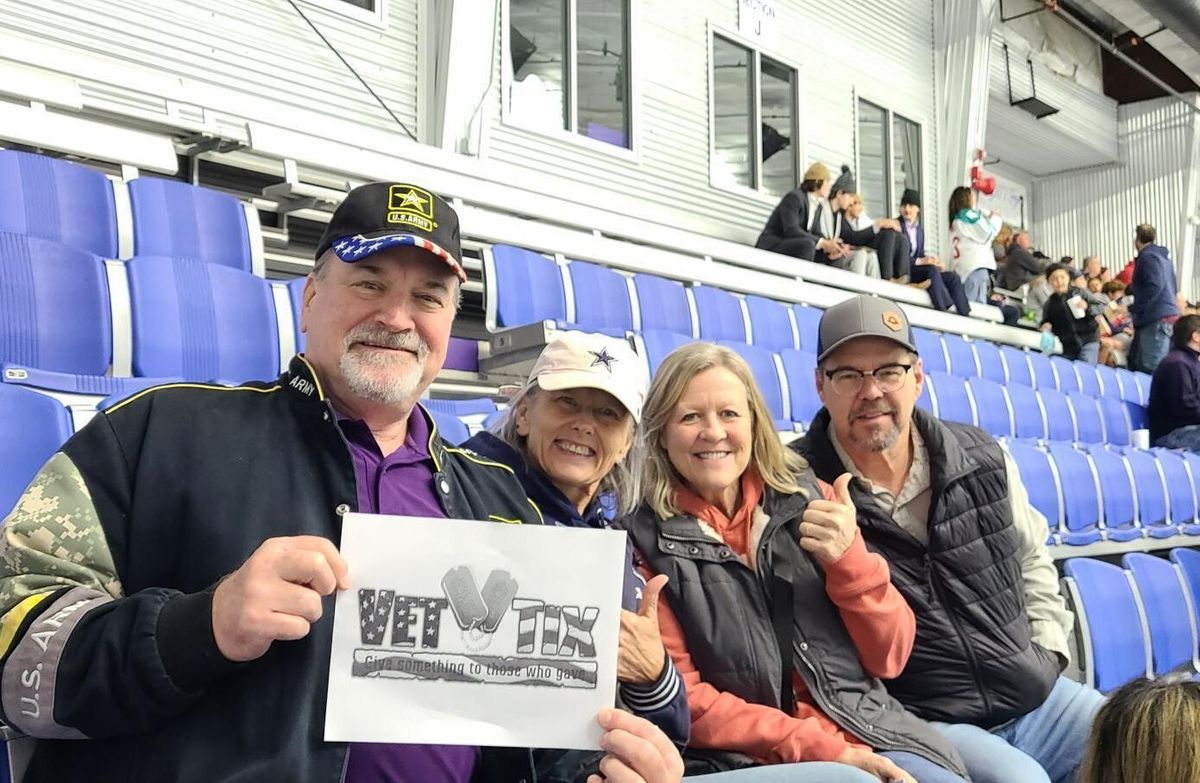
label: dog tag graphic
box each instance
[479,570,519,633]
[441,566,488,630]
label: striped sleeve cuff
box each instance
[619,656,681,713]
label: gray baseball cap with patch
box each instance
[816,295,917,363]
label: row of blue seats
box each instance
[1065,551,1200,693]
[0,150,261,274]
[484,244,1153,409]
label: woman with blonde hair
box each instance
[1079,676,1200,783]
[622,342,968,783]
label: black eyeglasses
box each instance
[823,363,914,397]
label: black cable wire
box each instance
[284,0,419,142]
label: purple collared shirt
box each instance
[337,406,480,783]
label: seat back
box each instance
[567,261,634,333]
[1133,372,1152,406]
[1049,355,1081,394]
[745,296,798,352]
[1123,553,1198,676]
[1086,445,1138,535]
[0,233,113,376]
[1007,441,1063,530]
[1075,362,1102,397]
[967,376,1013,438]
[127,256,278,383]
[1114,368,1141,404]
[693,286,747,342]
[634,275,695,336]
[1097,395,1131,446]
[127,177,253,272]
[1038,388,1077,442]
[635,329,693,376]
[926,372,975,426]
[999,345,1035,388]
[287,276,306,353]
[912,328,948,373]
[973,340,1007,384]
[792,305,822,351]
[1155,449,1197,526]
[0,150,120,258]
[1124,447,1170,529]
[780,349,821,425]
[0,385,72,517]
[1006,383,1047,440]
[1169,548,1200,650]
[1027,351,1058,391]
[485,245,567,329]
[428,410,470,446]
[1066,392,1105,445]
[1046,443,1101,540]
[1063,558,1151,692]
[719,341,787,425]
[1094,364,1121,397]
[943,333,980,378]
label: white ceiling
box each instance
[1080,0,1200,84]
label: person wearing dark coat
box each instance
[896,189,970,316]
[827,166,911,281]
[1002,232,1047,291]
[755,162,847,264]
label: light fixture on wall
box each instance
[1004,44,1060,119]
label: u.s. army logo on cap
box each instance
[882,311,903,332]
[387,184,436,233]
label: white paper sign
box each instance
[325,513,626,750]
[738,0,778,45]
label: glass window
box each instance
[508,0,630,148]
[759,57,796,197]
[340,0,374,8]
[712,36,754,189]
[856,99,889,217]
[892,113,922,207]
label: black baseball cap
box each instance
[816,295,917,363]
[315,182,466,281]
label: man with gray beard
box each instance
[794,295,1104,783]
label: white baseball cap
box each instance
[528,331,648,423]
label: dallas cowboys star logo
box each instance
[589,348,617,372]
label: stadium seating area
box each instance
[2,149,1199,712]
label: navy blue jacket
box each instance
[1149,347,1200,443]
[1130,243,1179,327]
[463,432,690,744]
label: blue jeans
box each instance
[689,752,966,783]
[964,268,992,304]
[1129,318,1173,373]
[882,750,970,782]
[1157,424,1200,451]
[933,677,1106,783]
[1078,340,1100,365]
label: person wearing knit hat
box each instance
[826,165,911,282]
[755,161,847,264]
[897,189,972,317]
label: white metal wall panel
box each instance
[1032,96,1199,296]
[0,0,419,137]
[485,0,942,245]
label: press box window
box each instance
[711,34,798,195]
[508,0,631,148]
[856,98,922,216]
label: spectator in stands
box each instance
[755,162,847,265]
[947,186,1003,304]
[1129,223,1180,373]
[624,342,969,783]
[1041,264,1101,364]
[796,295,1105,783]
[461,331,691,777]
[1078,676,1200,783]
[1116,257,1136,285]
[827,166,910,282]
[897,189,971,317]
[1024,271,1053,321]
[1086,277,1103,295]
[1098,280,1133,367]
[1147,314,1200,450]
[1082,255,1106,282]
[1001,231,1047,292]
[836,193,881,277]
[0,183,683,783]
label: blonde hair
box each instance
[490,380,643,517]
[1079,676,1200,783]
[640,342,808,519]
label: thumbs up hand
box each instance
[799,473,860,565]
[617,575,669,685]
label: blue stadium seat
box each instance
[1121,447,1175,539]
[128,177,255,273]
[718,341,789,429]
[1179,452,1200,536]
[1066,392,1105,445]
[1007,441,1063,533]
[973,340,1007,384]
[1094,364,1122,398]
[1126,401,1148,432]
[1075,361,1102,398]
[1046,443,1103,545]
[567,260,634,334]
[999,345,1035,388]
[0,150,120,258]
[1006,383,1047,440]
[1027,351,1058,391]
[792,305,822,351]
[635,275,696,336]
[0,384,72,517]
[967,376,1013,438]
[1049,355,1081,394]
[912,328,948,373]
[693,286,748,343]
[1063,558,1151,693]
[127,256,279,383]
[482,408,506,431]
[429,410,470,446]
[635,329,693,376]
[1133,372,1152,406]
[1097,395,1132,446]
[1169,548,1200,632]
[779,349,822,426]
[1123,553,1199,677]
[287,277,307,352]
[943,333,980,378]
[485,245,567,329]
[96,379,188,412]
[925,372,974,427]
[1114,367,1142,404]
[917,379,933,413]
[1154,449,1198,534]
[744,296,798,352]
[1038,388,1077,442]
[424,398,499,418]
[1085,444,1141,542]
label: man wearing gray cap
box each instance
[794,295,1104,783]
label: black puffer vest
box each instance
[623,474,966,777]
[796,409,1059,727]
